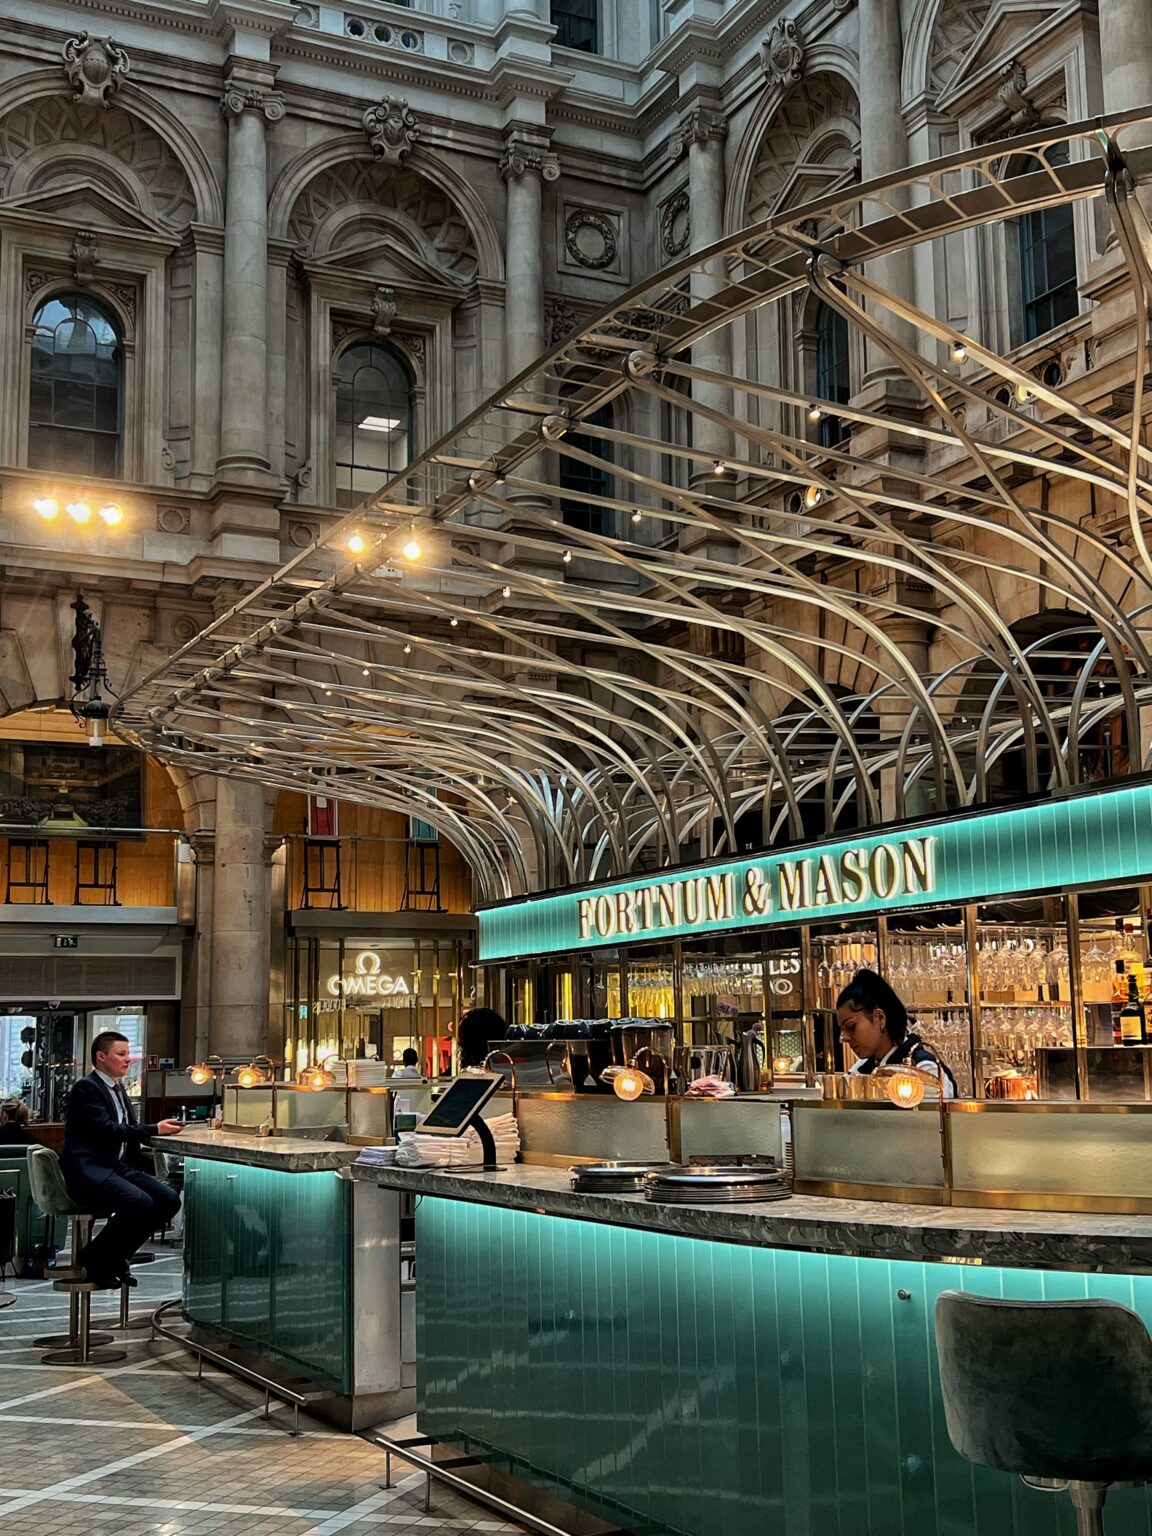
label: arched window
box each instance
[334,343,413,508]
[551,0,598,53]
[559,403,613,536]
[814,301,851,448]
[29,293,122,476]
[1009,143,1077,341]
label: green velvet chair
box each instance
[0,1150,48,1268]
[936,1291,1152,1534]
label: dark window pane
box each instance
[551,0,597,52]
[54,379,95,428]
[559,402,612,534]
[28,379,52,422]
[28,293,122,475]
[815,300,851,448]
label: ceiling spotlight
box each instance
[803,484,824,510]
[502,585,511,598]
[97,503,123,527]
[713,460,727,476]
[1015,382,1033,404]
[362,668,370,677]
[346,532,366,554]
[950,340,968,364]
[632,510,643,524]
[403,643,412,654]
[562,550,572,564]
[66,501,93,525]
[33,496,59,520]
[450,617,459,627]
[402,535,422,561]
[807,403,823,423]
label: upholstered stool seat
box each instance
[935,1291,1152,1534]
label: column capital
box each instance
[668,106,728,160]
[500,131,560,183]
[222,79,285,122]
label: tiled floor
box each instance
[0,1246,525,1536]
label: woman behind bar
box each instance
[836,969,958,1098]
[456,1007,509,1070]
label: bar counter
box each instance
[353,1160,1152,1536]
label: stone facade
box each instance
[0,0,1146,1056]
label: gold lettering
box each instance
[578,898,595,941]
[869,844,902,900]
[639,886,656,931]
[839,847,868,902]
[616,889,638,935]
[743,867,770,916]
[684,877,702,924]
[594,894,616,938]
[779,861,804,912]
[814,854,842,906]
[658,883,680,927]
[903,836,937,895]
[706,873,734,922]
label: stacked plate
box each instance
[570,1162,670,1194]
[643,1164,792,1205]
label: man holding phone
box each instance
[61,1031,184,1289]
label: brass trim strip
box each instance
[948,1188,1152,1215]
[792,1178,947,1205]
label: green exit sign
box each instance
[53,935,79,949]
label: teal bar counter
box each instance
[175,1130,415,1427]
[354,1162,1152,1536]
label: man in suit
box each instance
[61,1030,184,1288]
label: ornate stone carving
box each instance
[371,285,397,336]
[108,282,137,327]
[761,17,804,86]
[545,296,578,344]
[660,190,691,257]
[63,33,129,108]
[996,59,1042,131]
[668,107,728,161]
[160,443,175,470]
[171,613,200,641]
[500,138,560,182]
[156,504,191,536]
[70,230,98,285]
[288,518,319,548]
[394,330,426,368]
[564,209,619,271]
[363,94,420,164]
[221,83,286,123]
[332,319,362,351]
[25,270,48,302]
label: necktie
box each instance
[115,1082,133,1126]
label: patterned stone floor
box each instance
[0,1246,525,1536]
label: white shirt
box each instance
[848,1042,956,1099]
[94,1069,127,1123]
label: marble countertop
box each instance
[350,1160,1152,1272]
[159,1127,361,1172]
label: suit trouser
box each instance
[73,1167,181,1273]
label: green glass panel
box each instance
[182,1157,350,1393]
[417,1196,1152,1535]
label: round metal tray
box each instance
[643,1164,792,1205]
[570,1161,671,1193]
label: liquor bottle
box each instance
[1120,975,1146,1046]
[1112,961,1128,1045]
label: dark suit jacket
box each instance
[61,1073,159,1192]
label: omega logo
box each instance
[326,950,412,999]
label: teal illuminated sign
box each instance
[477,780,1152,961]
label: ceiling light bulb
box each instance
[402,537,422,561]
[950,341,968,364]
[807,404,823,422]
[33,496,59,520]
[713,460,727,476]
[450,617,459,627]
[346,532,366,554]
[362,668,370,677]
[502,585,511,599]
[562,550,572,564]
[404,643,412,654]
[632,510,643,524]
[97,503,123,526]
[66,501,93,524]
[804,485,823,510]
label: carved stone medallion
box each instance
[63,33,129,107]
[363,95,420,164]
[564,209,618,271]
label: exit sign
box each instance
[53,935,79,949]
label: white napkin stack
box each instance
[394,1112,520,1168]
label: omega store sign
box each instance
[477,779,1152,962]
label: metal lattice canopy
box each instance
[118,109,1152,903]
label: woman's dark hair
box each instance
[456,1007,508,1068]
[835,969,909,1043]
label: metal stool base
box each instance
[0,1291,16,1309]
[34,1329,114,1347]
[40,1345,126,1366]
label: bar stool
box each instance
[935,1291,1152,1534]
[26,1147,121,1361]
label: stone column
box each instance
[857,0,918,379]
[673,104,734,486]
[217,79,283,478]
[208,775,274,1059]
[501,131,558,379]
[1100,0,1152,132]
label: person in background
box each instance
[456,1007,509,1070]
[0,1100,35,1145]
[391,1047,423,1080]
[61,1031,184,1289]
[835,968,958,1098]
